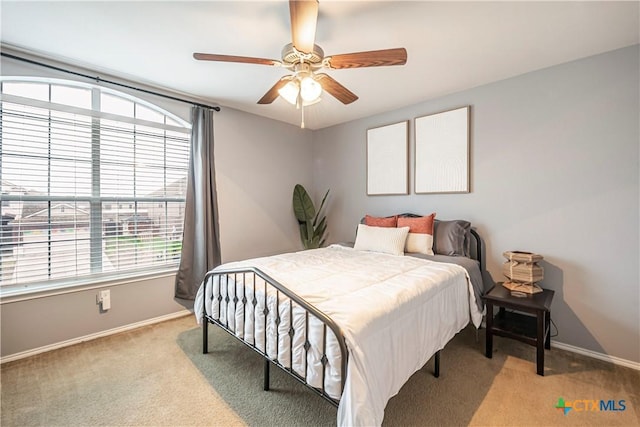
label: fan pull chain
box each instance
[296,85,305,128]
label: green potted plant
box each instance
[292,184,329,249]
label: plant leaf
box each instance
[313,189,330,226]
[309,235,321,249]
[292,184,315,222]
[298,223,308,244]
[305,220,314,242]
[313,217,326,238]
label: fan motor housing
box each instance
[281,43,324,65]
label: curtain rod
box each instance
[1,51,221,112]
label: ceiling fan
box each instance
[193,0,407,126]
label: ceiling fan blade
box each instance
[326,48,407,69]
[289,0,318,54]
[257,76,294,104]
[315,73,358,105]
[193,53,280,66]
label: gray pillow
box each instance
[433,219,471,257]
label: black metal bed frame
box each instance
[201,227,481,407]
[202,266,351,406]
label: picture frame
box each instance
[366,121,408,196]
[414,106,470,194]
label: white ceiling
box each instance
[1,1,638,130]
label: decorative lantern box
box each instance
[502,251,544,294]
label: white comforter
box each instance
[195,244,482,426]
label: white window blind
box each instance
[0,78,191,290]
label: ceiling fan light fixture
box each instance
[278,81,299,105]
[300,75,322,102]
[277,76,322,107]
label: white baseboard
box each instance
[551,340,640,371]
[3,313,638,372]
[480,319,639,371]
[0,310,192,364]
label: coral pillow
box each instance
[397,214,436,255]
[364,214,398,227]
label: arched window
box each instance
[0,77,191,291]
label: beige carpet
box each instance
[1,315,638,426]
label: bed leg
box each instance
[264,359,270,391]
[434,351,440,378]
[202,320,209,355]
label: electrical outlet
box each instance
[98,289,111,311]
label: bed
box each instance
[195,214,484,426]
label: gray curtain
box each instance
[175,106,221,300]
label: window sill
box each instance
[0,268,178,304]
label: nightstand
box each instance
[483,284,555,376]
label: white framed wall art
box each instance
[366,121,409,195]
[415,106,470,194]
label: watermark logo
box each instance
[555,397,572,415]
[555,397,626,415]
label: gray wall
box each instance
[0,53,313,357]
[0,275,183,356]
[312,45,640,363]
[215,108,314,263]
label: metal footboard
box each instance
[201,267,349,407]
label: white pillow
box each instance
[353,224,410,256]
[405,233,434,255]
